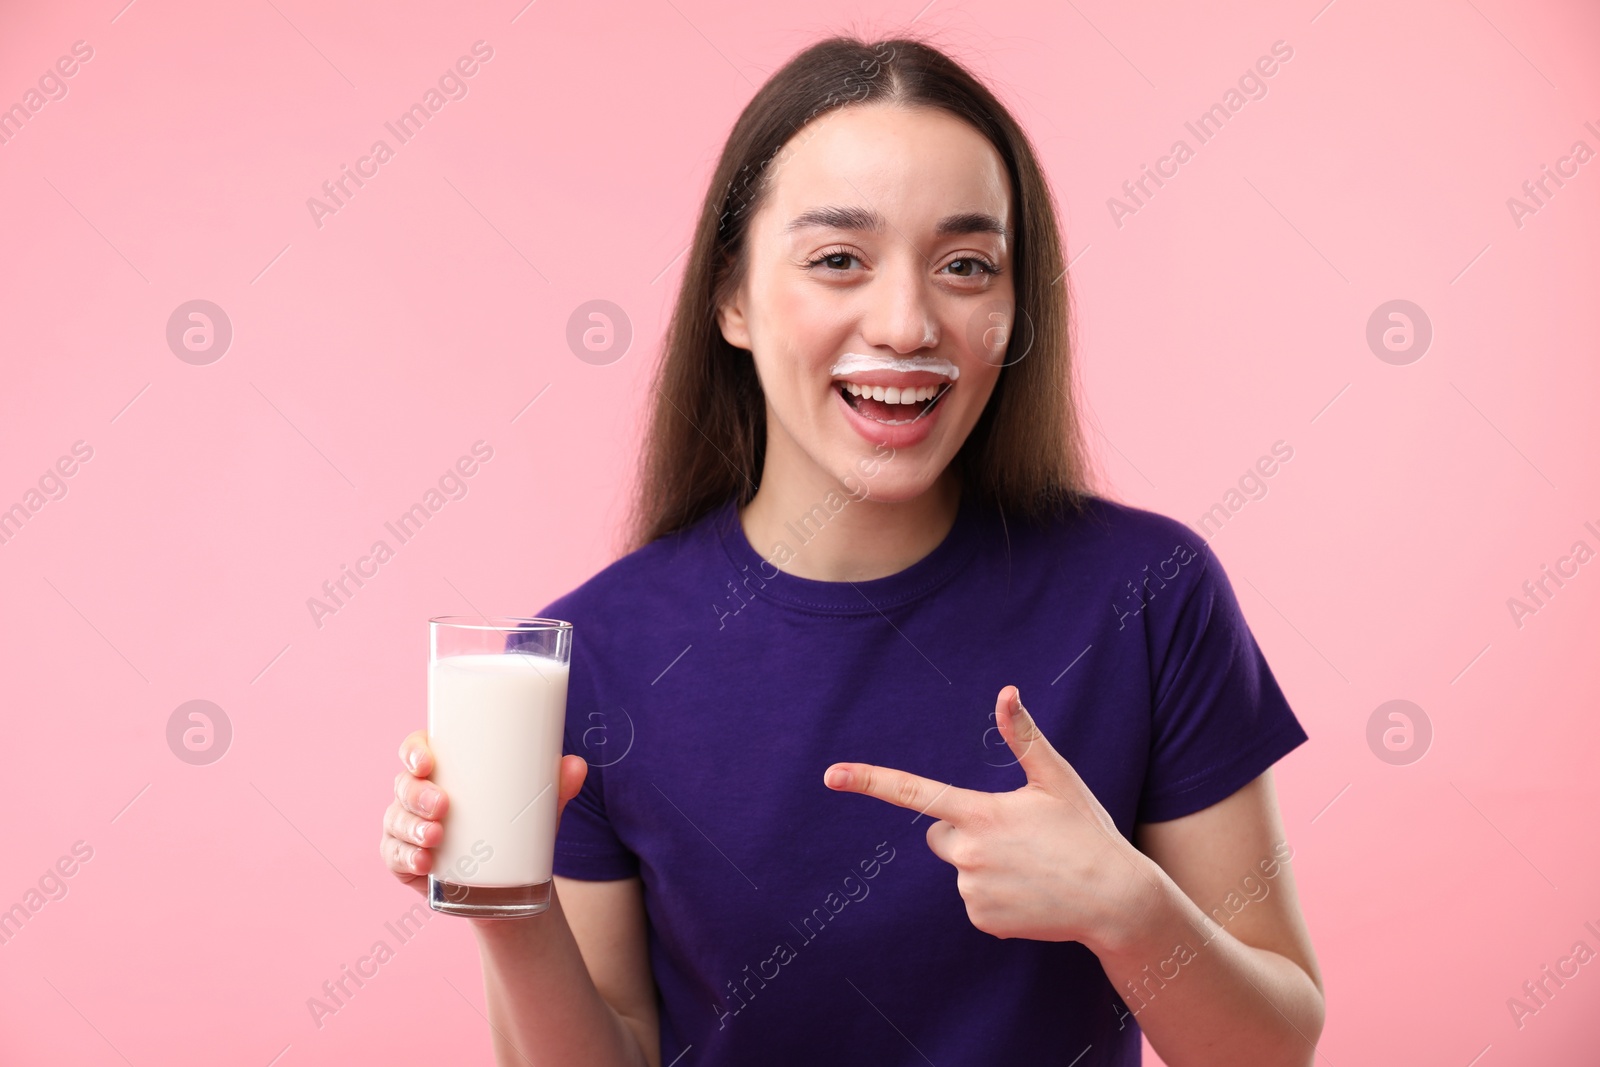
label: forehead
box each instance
[759,104,1012,234]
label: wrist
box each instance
[1089,844,1188,963]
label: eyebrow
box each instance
[783,205,1009,238]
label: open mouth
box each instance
[836,380,953,425]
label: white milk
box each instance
[427,652,568,887]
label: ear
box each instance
[716,281,753,352]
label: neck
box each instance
[738,457,963,583]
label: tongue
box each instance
[857,395,929,422]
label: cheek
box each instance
[766,279,835,346]
[953,358,1003,417]
[750,255,836,336]
[961,296,1020,367]
[752,282,855,395]
[784,283,859,349]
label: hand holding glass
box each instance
[426,616,571,919]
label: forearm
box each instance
[1098,868,1324,1067]
[472,889,653,1067]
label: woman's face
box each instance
[718,103,1016,503]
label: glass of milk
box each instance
[426,616,571,918]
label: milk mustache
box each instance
[427,652,568,886]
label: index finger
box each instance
[399,729,433,776]
[824,762,978,824]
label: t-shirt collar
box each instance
[711,488,985,615]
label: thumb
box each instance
[555,754,589,825]
[997,686,1075,789]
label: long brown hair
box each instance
[627,33,1094,551]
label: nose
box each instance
[859,257,939,354]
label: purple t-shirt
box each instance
[533,491,1307,1065]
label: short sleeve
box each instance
[1136,541,1309,823]
[531,602,641,881]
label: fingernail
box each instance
[405,748,420,773]
[1014,688,1026,714]
[826,768,851,789]
[414,822,430,845]
[421,788,441,814]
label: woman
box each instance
[381,34,1324,1066]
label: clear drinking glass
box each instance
[426,616,572,918]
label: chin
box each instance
[834,462,944,504]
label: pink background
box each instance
[3,0,1597,1063]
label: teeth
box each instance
[839,382,945,404]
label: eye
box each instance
[943,256,1001,278]
[805,247,861,272]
